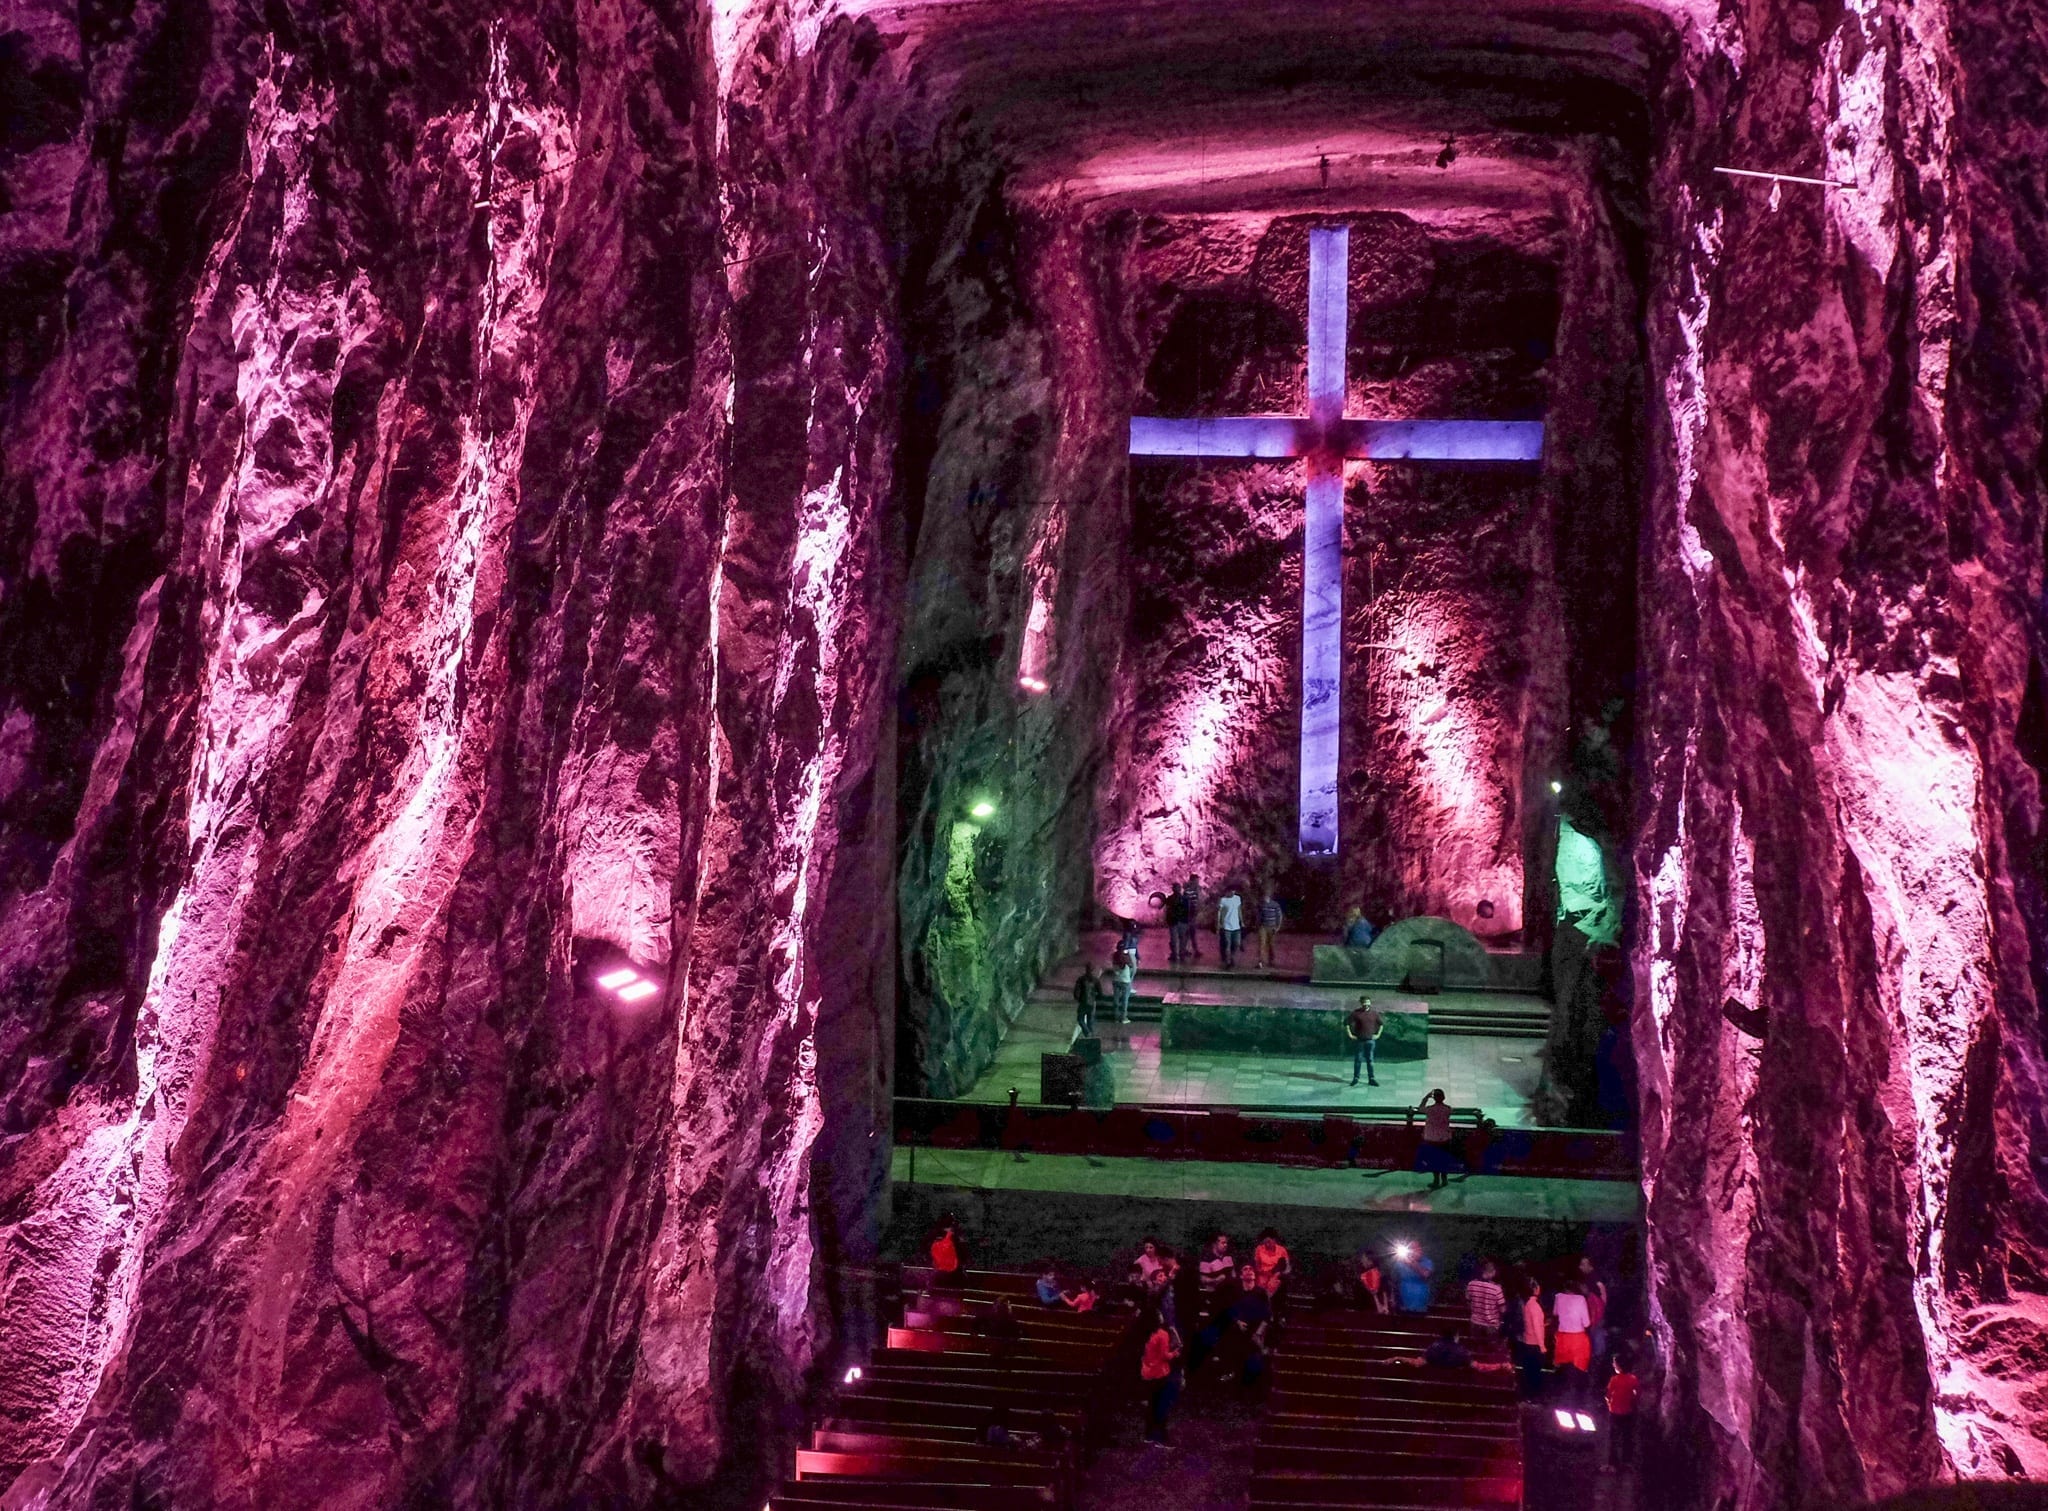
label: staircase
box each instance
[1254,1304,1523,1511]
[769,1267,1138,1511]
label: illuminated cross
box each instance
[1130,225,1543,857]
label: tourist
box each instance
[1060,1278,1099,1313]
[1605,1349,1640,1471]
[1423,1327,1475,1370]
[1466,1259,1507,1337]
[983,1297,1023,1372]
[1119,915,1143,959]
[1257,890,1283,969]
[1389,1242,1434,1313]
[983,1404,1014,1449]
[1552,1278,1594,1392]
[1180,875,1203,958]
[1034,1262,1063,1307]
[928,1215,966,1290]
[1579,1255,1610,1368]
[1111,941,1137,1023]
[1130,1238,1167,1289]
[1346,994,1384,1087]
[1071,963,1098,1044]
[1198,1232,1235,1297]
[1358,1250,1391,1313]
[1216,883,1245,967]
[1189,1263,1271,1383]
[1164,886,1191,963]
[1417,1089,1460,1189]
[1152,1252,1182,1329]
[1513,1278,1548,1395]
[1343,907,1377,949]
[1252,1228,1292,1296]
[1140,1310,1183,1444]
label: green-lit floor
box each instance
[893,1146,1640,1222]
[957,1000,1550,1125]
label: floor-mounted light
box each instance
[595,964,661,1003]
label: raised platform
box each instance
[1161,998,1428,1060]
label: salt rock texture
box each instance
[0,0,2046,1504]
[891,183,1133,1100]
[1630,0,2048,1497]
[0,0,916,1503]
[1095,203,1638,939]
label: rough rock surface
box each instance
[0,0,2044,1505]
[0,0,910,1503]
[1631,0,2048,1496]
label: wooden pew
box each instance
[902,1266,1043,1297]
[823,1398,1083,1441]
[901,1308,1127,1340]
[794,1448,1066,1501]
[1248,1474,1521,1508]
[1260,1421,1521,1456]
[773,1480,1056,1511]
[885,1327,1115,1372]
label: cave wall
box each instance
[892,176,1133,1099]
[1634,0,2048,1497]
[0,0,912,1502]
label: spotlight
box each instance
[969,800,997,819]
[1575,1413,1598,1432]
[1549,780,1563,794]
[615,979,659,1002]
[595,967,638,989]
[1018,675,1048,694]
[844,1366,863,1384]
[1554,1408,1578,1430]
[1392,1242,1415,1261]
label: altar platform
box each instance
[956,995,1551,1127]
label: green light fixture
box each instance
[969,799,997,820]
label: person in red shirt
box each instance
[928,1217,964,1289]
[1140,1312,1183,1444]
[1605,1352,1640,1471]
[1252,1229,1292,1297]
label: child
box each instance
[1605,1351,1640,1471]
[1358,1253,1391,1314]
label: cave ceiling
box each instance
[836,0,1678,235]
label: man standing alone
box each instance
[1071,962,1098,1045]
[1216,884,1244,968]
[1346,995,1384,1087]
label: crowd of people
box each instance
[935,1216,1640,1468]
[1138,876,1376,972]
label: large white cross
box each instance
[1129,225,1544,857]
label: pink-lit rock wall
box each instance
[0,0,910,1502]
[1096,210,1614,935]
[892,179,1134,1099]
[1633,0,2048,1496]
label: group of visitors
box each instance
[944,1212,1639,1470]
[1481,1255,1639,1468]
[1152,876,1292,970]
[1109,1227,1299,1444]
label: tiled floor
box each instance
[960,999,1551,1126]
[892,1146,1640,1223]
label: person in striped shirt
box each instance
[1257,891,1283,970]
[1466,1260,1507,1336]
